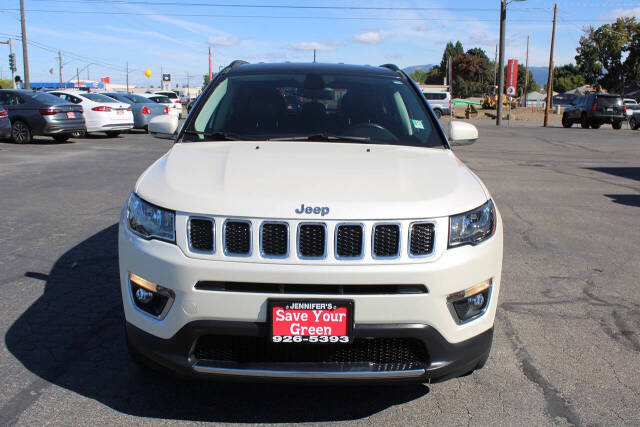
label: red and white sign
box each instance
[506,59,518,96]
[270,301,351,343]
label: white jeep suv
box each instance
[120,61,503,382]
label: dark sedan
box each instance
[103,92,166,132]
[0,90,86,143]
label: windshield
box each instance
[150,96,171,103]
[81,93,118,103]
[25,91,71,104]
[185,72,444,148]
[123,94,152,103]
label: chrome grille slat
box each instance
[372,223,401,259]
[409,222,435,257]
[188,218,214,252]
[298,223,327,259]
[223,220,252,256]
[335,223,364,259]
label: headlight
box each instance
[126,193,175,242]
[449,200,495,247]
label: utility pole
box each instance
[186,71,190,101]
[493,45,498,87]
[496,0,507,126]
[76,67,80,88]
[524,35,529,108]
[20,0,30,89]
[313,49,317,63]
[543,4,557,127]
[126,61,129,93]
[58,51,63,88]
[87,64,90,81]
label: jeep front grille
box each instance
[224,220,251,256]
[188,218,214,252]
[409,222,435,256]
[373,224,401,258]
[336,224,364,258]
[298,223,326,258]
[185,217,437,262]
[260,222,288,257]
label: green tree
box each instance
[409,69,428,84]
[553,64,585,93]
[203,74,211,87]
[0,78,12,89]
[575,17,640,93]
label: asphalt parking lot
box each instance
[0,122,638,425]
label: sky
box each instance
[0,0,639,87]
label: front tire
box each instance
[580,113,589,129]
[105,131,120,137]
[630,117,638,130]
[434,109,442,119]
[11,120,31,144]
[612,121,623,129]
[561,114,571,128]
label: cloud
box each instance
[353,30,383,45]
[287,41,338,52]
[104,25,202,49]
[207,35,243,47]
[599,7,640,20]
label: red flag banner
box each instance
[506,59,518,96]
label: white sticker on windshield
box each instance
[411,119,424,129]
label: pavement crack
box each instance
[498,311,582,426]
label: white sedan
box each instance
[141,93,181,119]
[50,90,134,137]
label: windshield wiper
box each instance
[183,130,249,141]
[268,133,371,143]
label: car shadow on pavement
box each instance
[5,224,428,423]
[27,137,77,145]
[587,167,640,182]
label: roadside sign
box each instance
[162,73,171,82]
[506,59,518,96]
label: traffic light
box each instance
[8,53,16,72]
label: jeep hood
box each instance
[135,141,488,219]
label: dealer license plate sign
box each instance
[66,112,76,118]
[269,300,353,344]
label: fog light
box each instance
[135,287,154,304]
[447,279,492,323]
[128,272,174,319]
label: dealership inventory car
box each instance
[0,89,85,143]
[103,92,168,132]
[562,93,625,129]
[120,62,503,382]
[423,91,451,118]
[49,90,133,137]
[141,93,181,119]
[0,106,10,139]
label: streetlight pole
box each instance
[496,0,507,126]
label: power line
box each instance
[29,0,550,12]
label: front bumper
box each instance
[127,320,493,382]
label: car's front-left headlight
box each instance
[448,200,495,248]
[126,193,175,243]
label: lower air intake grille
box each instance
[373,224,400,258]
[188,218,214,252]
[336,224,364,258]
[298,224,326,258]
[193,336,428,370]
[409,223,435,256]
[224,221,251,255]
[261,223,288,257]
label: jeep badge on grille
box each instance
[295,204,330,217]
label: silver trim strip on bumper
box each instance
[192,363,426,379]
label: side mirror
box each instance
[449,121,478,146]
[148,114,179,140]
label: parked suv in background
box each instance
[562,93,625,129]
[121,61,503,383]
[422,91,451,118]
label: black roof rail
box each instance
[224,60,249,72]
[379,63,400,72]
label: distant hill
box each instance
[403,64,435,74]
[529,67,548,86]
